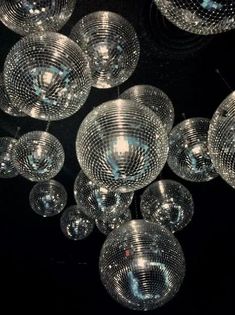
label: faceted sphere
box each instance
[120,85,174,133]
[60,205,95,240]
[0,137,19,178]
[29,180,67,217]
[70,11,140,89]
[99,219,185,311]
[0,0,76,36]
[140,180,194,233]
[168,117,217,182]
[12,131,64,182]
[4,32,92,121]
[154,0,235,35]
[76,99,168,193]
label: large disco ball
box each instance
[168,117,217,182]
[4,32,92,121]
[74,170,134,220]
[70,11,140,88]
[60,205,95,240]
[140,180,194,232]
[0,137,19,178]
[0,0,76,36]
[12,131,64,181]
[29,180,67,217]
[99,219,185,311]
[154,0,235,35]
[76,99,168,193]
[120,85,174,133]
[208,92,235,189]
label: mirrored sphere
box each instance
[4,32,92,121]
[120,85,174,133]
[29,180,67,217]
[99,219,185,311]
[60,205,95,240]
[140,180,194,232]
[168,117,217,182]
[12,131,64,181]
[70,11,140,88]
[0,137,19,178]
[0,0,76,35]
[76,99,168,193]
[74,170,134,220]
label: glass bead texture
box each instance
[0,137,19,178]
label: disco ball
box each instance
[208,92,235,189]
[29,180,67,217]
[120,85,174,133]
[99,219,185,311]
[60,205,95,240]
[4,32,92,121]
[140,180,194,232]
[168,117,217,182]
[154,0,235,35]
[0,0,76,36]
[74,171,134,220]
[12,131,64,182]
[70,11,140,88]
[0,137,19,178]
[76,99,168,193]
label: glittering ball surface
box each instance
[168,117,217,182]
[99,219,185,311]
[0,0,76,35]
[4,32,92,121]
[120,85,174,133]
[76,99,168,193]
[154,0,235,35]
[74,170,134,220]
[70,11,140,88]
[141,180,194,232]
[0,137,18,178]
[29,180,67,217]
[60,205,95,240]
[12,131,64,182]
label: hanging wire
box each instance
[215,68,233,92]
[117,86,120,98]
[45,119,51,132]
[181,112,187,120]
[133,194,140,219]
[14,126,21,139]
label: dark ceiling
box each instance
[0,0,234,314]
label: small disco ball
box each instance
[99,219,185,311]
[12,131,64,182]
[60,205,95,240]
[140,180,194,233]
[0,137,19,178]
[120,85,174,133]
[154,0,235,35]
[0,0,76,36]
[167,117,218,182]
[29,180,67,217]
[4,32,92,121]
[76,99,168,193]
[74,171,134,220]
[208,92,235,189]
[70,11,140,89]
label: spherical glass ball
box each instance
[99,219,185,311]
[168,117,217,182]
[60,205,95,240]
[0,0,76,36]
[0,137,19,178]
[29,180,67,217]
[12,131,64,182]
[154,0,235,35]
[120,85,174,133]
[70,11,140,89]
[140,180,194,233]
[4,32,92,121]
[74,170,134,220]
[76,99,168,193]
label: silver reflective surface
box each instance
[0,137,19,178]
